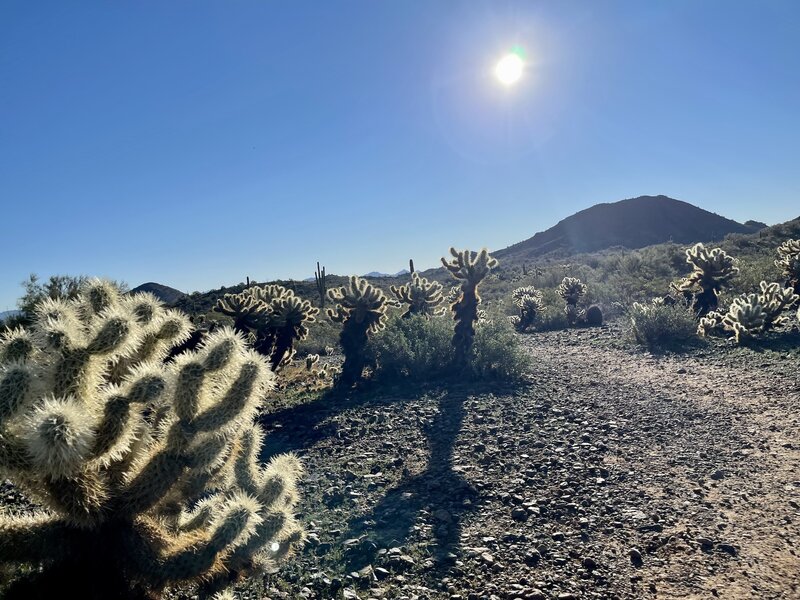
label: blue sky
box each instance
[2,1,799,309]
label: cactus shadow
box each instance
[341,388,477,575]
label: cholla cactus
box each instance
[677,243,739,316]
[0,280,303,599]
[511,286,543,332]
[327,276,399,387]
[390,273,445,318]
[441,248,498,367]
[557,277,587,326]
[701,281,799,344]
[215,285,318,371]
[775,239,800,293]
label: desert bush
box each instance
[368,312,529,382]
[327,276,398,387]
[441,247,498,368]
[629,300,698,349]
[0,280,303,599]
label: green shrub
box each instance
[368,313,530,382]
[629,300,698,349]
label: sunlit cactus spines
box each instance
[775,238,800,293]
[441,247,498,367]
[390,272,446,318]
[677,243,739,316]
[0,281,304,599]
[701,281,799,344]
[557,277,587,326]
[327,275,399,386]
[511,286,544,332]
[215,285,318,371]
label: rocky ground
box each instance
[2,323,798,599]
[247,323,799,600]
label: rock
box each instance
[710,469,725,481]
[629,547,643,566]
[511,507,529,522]
[582,556,597,570]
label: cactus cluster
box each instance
[327,276,399,387]
[390,273,445,318]
[557,277,587,326]
[215,284,318,371]
[441,248,498,367]
[775,239,800,294]
[677,243,739,316]
[510,286,543,332]
[0,280,303,599]
[698,281,799,344]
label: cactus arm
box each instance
[0,513,78,563]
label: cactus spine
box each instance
[327,276,398,387]
[775,239,800,294]
[677,243,739,316]
[441,248,498,368]
[0,280,304,599]
[390,273,445,318]
[215,285,318,371]
[557,277,587,326]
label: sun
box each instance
[495,52,524,86]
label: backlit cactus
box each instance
[327,276,398,387]
[390,273,445,318]
[677,243,739,316]
[215,285,318,371]
[510,286,543,332]
[0,280,303,599]
[699,281,799,344]
[441,247,498,367]
[557,277,587,326]
[775,239,800,294]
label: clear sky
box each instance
[2,1,799,310]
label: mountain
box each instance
[362,269,410,278]
[0,310,21,322]
[494,195,764,262]
[130,282,186,305]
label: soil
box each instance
[2,323,798,599]
[252,323,800,600]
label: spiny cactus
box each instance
[0,280,304,599]
[557,277,587,326]
[215,285,318,371]
[390,273,445,318]
[677,243,739,316]
[775,239,800,294]
[441,248,498,367]
[510,286,543,332]
[699,281,799,344]
[327,276,398,387]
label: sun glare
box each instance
[495,52,524,86]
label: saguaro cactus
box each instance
[557,277,587,326]
[327,276,398,387]
[390,272,445,318]
[314,262,327,309]
[0,280,303,599]
[677,243,739,316]
[441,247,498,367]
[775,239,800,294]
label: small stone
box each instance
[511,507,529,522]
[710,469,725,481]
[582,556,597,570]
[629,547,643,566]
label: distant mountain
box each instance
[130,282,186,305]
[0,310,21,322]
[494,195,763,261]
[362,269,410,278]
